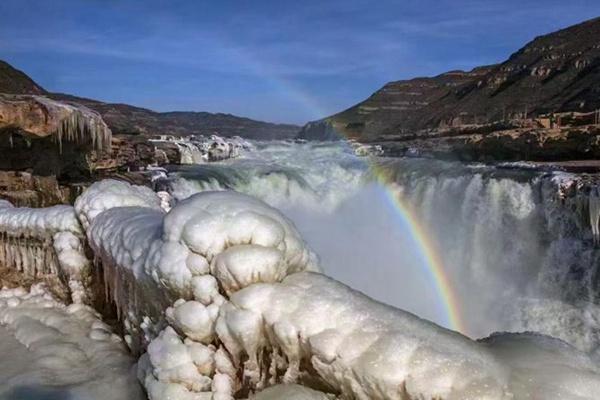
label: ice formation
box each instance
[0,200,88,302]
[218,272,600,400]
[0,284,143,399]
[75,178,163,230]
[2,170,600,400]
[149,134,250,165]
[79,180,319,398]
[0,94,112,153]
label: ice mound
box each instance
[88,189,318,397]
[87,187,318,307]
[82,181,319,394]
[218,272,600,400]
[75,179,163,230]
[163,191,320,288]
[0,203,82,237]
[0,284,143,400]
[218,272,509,399]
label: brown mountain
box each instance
[298,17,600,142]
[49,93,299,140]
[0,60,46,95]
[0,61,298,140]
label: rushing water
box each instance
[163,140,600,356]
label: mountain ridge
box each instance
[0,62,299,140]
[298,16,600,142]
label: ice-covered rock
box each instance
[75,179,163,230]
[149,134,249,165]
[218,272,600,400]
[0,201,88,301]
[82,181,318,376]
[0,94,111,152]
[208,135,233,161]
[353,143,384,157]
[218,272,509,399]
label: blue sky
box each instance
[1,1,600,124]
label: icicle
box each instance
[590,187,600,245]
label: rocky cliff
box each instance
[298,17,600,161]
[0,94,112,178]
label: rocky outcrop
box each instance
[0,94,112,178]
[0,94,111,151]
[298,17,600,161]
[374,125,600,162]
[0,171,75,207]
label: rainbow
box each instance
[369,162,468,334]
[236,55,468,335]
[376,174,469,335]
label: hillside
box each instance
[0,61,298,140]
[298,17,600,142]
[0,60,46,95]
[49,93,299,140]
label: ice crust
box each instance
[0,284,143,399]
[75,179,163,230]
[0,203,82,237]
[218,272,600,400]
[0,200,88,301]
[81,181,320,397]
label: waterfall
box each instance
[379,159,600,352]
[163,142,600,354]
[1,152,600,399]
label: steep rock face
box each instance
[0,94,111,151]
[0,94,112,177]
[0,171,74,207]
[298,17,600,148]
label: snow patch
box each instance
[0,284,143,400]
[75,179,163,230]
